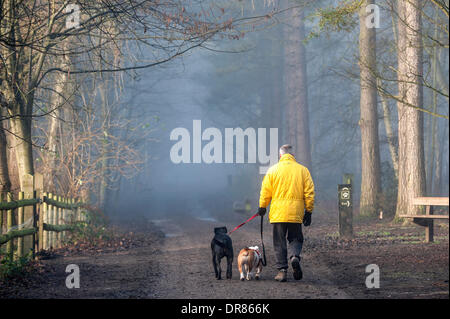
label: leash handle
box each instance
[260,215,267,266]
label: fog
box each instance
[114,53,246,219]
[96,1,449,222]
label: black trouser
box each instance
[272,223,304,270]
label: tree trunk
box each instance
[283,1,312,169]
[426,9,440,195]
[9,114,34,188]
[359,0,381,216]
[378,82,398,179]
[0,114,12,194]
[395,0,426,218]
[270,26,283,141]
[271,67,283,145]
[45,50,70,193]
[98,80,110,212]
[2,0,35,189]
[433,123,447,196]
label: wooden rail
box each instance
[412,197,449,206]
[0,173,88,260]
[0,221,85,245]
[0,199,40,211]
[399,196,449,243]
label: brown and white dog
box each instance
[237,246,263,281]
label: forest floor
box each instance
[0,208,448,299]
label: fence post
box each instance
[0,193,4,235]
[64,197,68,242]
[62,197,66,243]
[17,192,25,258]
[34,173,43,257]
[51,193,56,249]
[338,184,353,239]
[22,174,34,256]
[47,193,52,249]
[70,198,74,223]
[76,200,80,222]
[53,195,57,248]
[42,192,48,250]
[74,199,78,222]
[57,195,62,248]
[60,197,64,243]
[6,192,14,259]
[343,173,354,186]
[31,189,37,259]
[38,194,45,252]
[77,201,80,222]
[52,193,57,249]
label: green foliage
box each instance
[308,0,362,40]
[0,252,32,281]
[69,210,113,244]
[356,230,392,237]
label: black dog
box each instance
[211,226,233,280]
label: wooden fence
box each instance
[0,173,87,260]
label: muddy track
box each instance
[1,212,448,299]
[147,215,349,299]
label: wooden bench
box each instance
[399,197,449,243]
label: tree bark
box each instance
[9,114,35,188]
[283,1,312,169]
[0,107,11,195]
[433,122,446,196]
[2,0,35,188]
[0,116,12,194]
[45,49,70,193]
[426,9,440,195]
[395,0,426,218]
[98,80,110,212]
[378,82,399,179]
[359,0,381,216]
[270,26,283,142]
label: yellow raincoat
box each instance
[259,154,315,223]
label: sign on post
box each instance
[338,184,353,238]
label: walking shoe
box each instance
[291,256,303,280]
[275,269,287,282]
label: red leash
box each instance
[228,212,259,235]
[228,211,267,266]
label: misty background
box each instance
[2,0,447,223]
[108,1,448,221]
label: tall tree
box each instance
[283,1,312,168]
[0,0,252,191]
[358,0,381,216]
[395,0,426,218]
[44,43,71,193]
[0,110,11,194]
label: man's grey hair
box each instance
[279,144,294,156]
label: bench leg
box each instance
[425,219,434,243]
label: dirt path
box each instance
[147,216,349,299]
[0,222,164,298]
[1,211,448,299]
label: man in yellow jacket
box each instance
[258,144,315,282]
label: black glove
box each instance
[258,207,266,216]
[303,211,312,226]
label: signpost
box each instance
[338,184,353,238]
[343,173,354,186]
